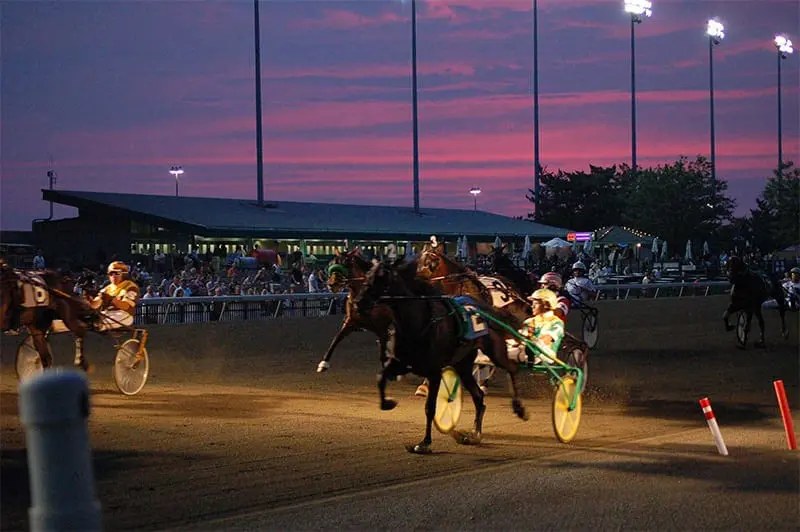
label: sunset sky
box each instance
[2,0,798,230]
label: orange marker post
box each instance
[699,397,728,456]
[773,380,797,451]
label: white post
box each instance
[19,370,102,531]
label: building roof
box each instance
[43,190,571,241]
[593,225,657,245]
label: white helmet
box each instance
[572,261,587,271]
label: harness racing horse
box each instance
[485,245,536,297]
[0,261,96,372]
[356,258,529,454]
[316,249,395,373]
[723,256,788,347]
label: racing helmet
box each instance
[791,267,800,275]
[572,261,587,272]
[107,261,129,274]
[539,271,563,290]
[527,288,559,310]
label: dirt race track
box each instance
[2,295,799,531]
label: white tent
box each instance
[542,237,571,248]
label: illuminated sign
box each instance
[567,232,592,242]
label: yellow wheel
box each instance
[433,367,462,434]
[552,376,582,443]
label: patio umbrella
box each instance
[522,235,532,256]
[455,236,463,259]
[583,237,593,256]
[703,240,710,256]
[461,235,469,259]
[493,236,502,250]
[660,240,668,260]
[651,237,659,257]
[685,240,693,262]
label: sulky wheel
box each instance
[582,313,599,350]
[15,334,45,382]
[552,376,582,443]
[735,311,748,347]
[113,338,149,396]
[565,347,589,395]
[433,367,462,434]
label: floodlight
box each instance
[624,0,652,22]
[775,34,794,57]
[707,19,724,44]
[469,187,481,197]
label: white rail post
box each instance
[19,369,102,531]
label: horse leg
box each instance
[722,304,736,332]
[317,320,355,372]
[753,308,767,348]
[484,333,528,421]
[378,357,404,411]
[29,329,53,369]
[407,374,439,454]
[450,359,487,446]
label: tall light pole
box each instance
[775,34,793,173]
[254,0,265,206]
[532,0,541,219]
[469,187,481,211]
[623,0,652,171]
[707,19,724,181]
[169,166,184,197]
[411,0,421,214]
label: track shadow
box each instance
[622,399,771,426]
[543,443,799,494]
[1,447,212,532]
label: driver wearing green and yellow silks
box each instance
[521,288,565,364]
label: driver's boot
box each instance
[73,337,94,373]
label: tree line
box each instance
[525,156,799,254]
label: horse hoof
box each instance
[381,399,398,411]
[724,325,735,332]
[452,430,481,445]
[316,361,330,373]
[406,442,432,454]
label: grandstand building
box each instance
[35,189,570,267]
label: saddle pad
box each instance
[18,276,50,308]
[477,276,515,308]
[451,296,489,340]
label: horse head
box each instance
[326,248,372,294]
[726,256,746,280]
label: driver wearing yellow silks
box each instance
[507,288,565,365]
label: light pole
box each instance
[169,166,184,197]
[469,187,481,211]
[623,0,652,171]
[532,0,541,219]
[254,0,264,206]
[411,0,421,214]
[707,19,724,181]
[775,34,793,173]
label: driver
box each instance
[782,267,800,311]
[74,261,140,372]
[507,288,564,365]
[564,261,596,305]
[539,271,570,321]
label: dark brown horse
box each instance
[355,258,528,454]
[723,256,787,347]
[0,261,96,371]
[316,248,394,373]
